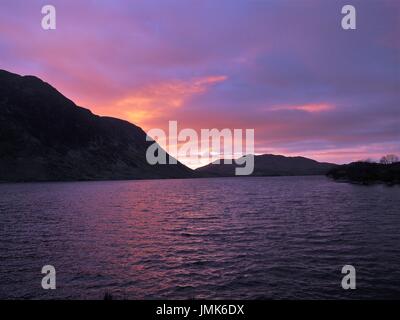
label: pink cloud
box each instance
[270,103,334,113]
[96,75,227,130]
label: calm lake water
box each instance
[1,176,400,299]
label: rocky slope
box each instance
[0,70,195,182]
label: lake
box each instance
[1,176,400,299]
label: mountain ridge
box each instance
[196,154,337,177]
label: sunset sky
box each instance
[0,0,399,167]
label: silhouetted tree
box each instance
[380,154,399,164]
[103,291,113,300]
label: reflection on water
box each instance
[1,176,400,299]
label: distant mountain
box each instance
[196,154,337,177]
[0,69,195,182]
[327,162,400,185]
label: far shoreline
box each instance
[0,174,332,185]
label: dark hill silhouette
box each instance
[0,69,195,181]
[196,154,337,177]
[327,162,400,185]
